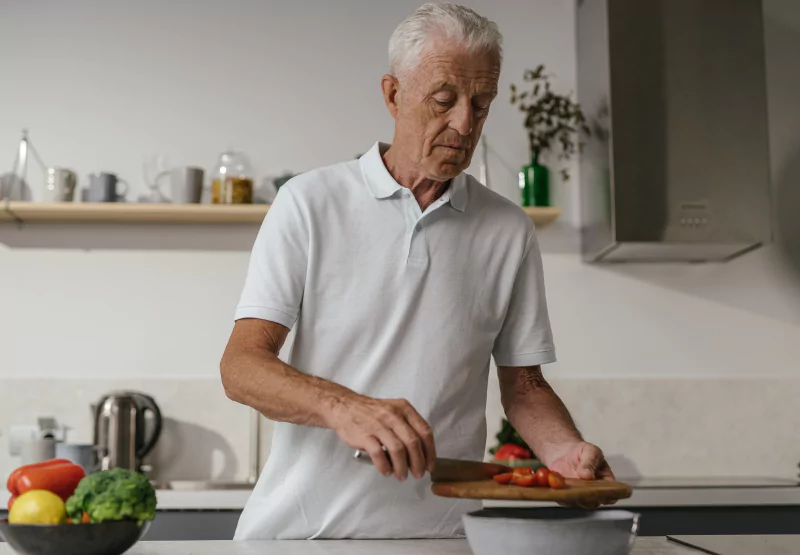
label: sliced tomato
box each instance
[512,466,534,477]
[512,473,536,487]
[493,472,514,485]
[548,471,567,489]
[534,467,551,487]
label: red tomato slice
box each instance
[493,472,514,485]
[512,473,537,487]
[512,467,534,477]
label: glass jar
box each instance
[211,150,254,204]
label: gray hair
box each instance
[389,3,503,79]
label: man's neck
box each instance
[382,144,450,211]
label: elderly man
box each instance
[222,2,613,541]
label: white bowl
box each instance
[463,508,639,555]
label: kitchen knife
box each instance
[353,449,511,482]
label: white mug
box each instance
[20,438,56,465]
[44,167,78,202]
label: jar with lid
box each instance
[211,150,254,204]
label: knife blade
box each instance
[353,449,511,482]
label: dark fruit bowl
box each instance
[0,520,150,555]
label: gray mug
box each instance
[56,443,100,474]
[88,172,128,202]
[156,167,204,204]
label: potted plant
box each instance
[510,65,590,207]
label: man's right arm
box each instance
[220,318,436,480]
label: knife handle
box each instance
[353,448,384,464]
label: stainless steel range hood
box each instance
[576,0,773,262]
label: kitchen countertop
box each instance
[488,487,800,510]
[1,479,798,511]
[628,477,798,488]
[0,537,716,555]
[152,489,254,510]
[163,476,793,510]
[189,477,799,510]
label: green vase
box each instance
[520,155,550,207]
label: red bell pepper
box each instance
[7,459,86,510]
[493,443,533,461]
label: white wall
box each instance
[1,0,799,478]
[0,0,576,379]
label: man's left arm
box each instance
[492,225,615,500]
[497,364,614,482]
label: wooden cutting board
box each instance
[431,478,633,504]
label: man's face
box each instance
[387,39,500,181]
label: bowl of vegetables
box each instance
[1,462,156,555]
[0,520,150,555]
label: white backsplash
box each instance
[510,377,800,479]
[2,376,798,484]
[0,378,271,485]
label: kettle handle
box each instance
[135,394,162,461]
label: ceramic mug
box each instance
[44,167,78,202]
[88,172,128,202]
[19,439,56,466]
[55,443,100,474]
[156,167,204,204]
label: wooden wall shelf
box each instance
[1,202,561,226]
[0,202,269,224]
[522,206,561,226]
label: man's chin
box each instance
[425,160,468,181]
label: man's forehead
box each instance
[412,54,500,89]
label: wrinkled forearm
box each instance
[498,366,583,466]
[220,321,361,428]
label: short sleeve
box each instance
[235,185,308,328]
[492,229,556,367]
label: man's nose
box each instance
[449,101,473,136]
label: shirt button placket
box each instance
[400,191,427,264]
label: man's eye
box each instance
[435,99,454,108]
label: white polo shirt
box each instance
[234,142,555,540]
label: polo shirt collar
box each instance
[445,173,468,212]
[360,141,469,212]
[361,142,402,199]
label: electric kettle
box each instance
[92,391,162,473]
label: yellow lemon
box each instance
[8,490,66,525]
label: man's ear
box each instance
[381,74,400,119]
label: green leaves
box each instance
[509,66,590,179]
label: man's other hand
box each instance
[548,441,617,509]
